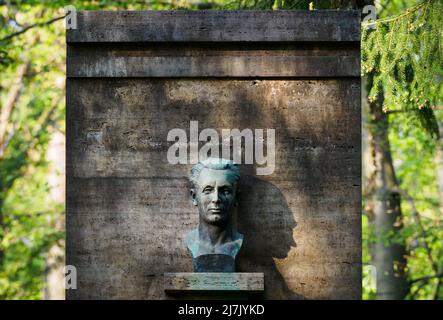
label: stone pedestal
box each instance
[164,273,264,299]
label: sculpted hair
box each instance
[190,158,240,189]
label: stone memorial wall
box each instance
[67,10,361,299]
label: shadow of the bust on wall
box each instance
[237,175,305,300]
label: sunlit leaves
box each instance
[362,0,442,138]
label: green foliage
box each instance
[0,174,64,299]
[362,214,377,299]
[362,0,442,138]
[0,3,65,299]
[223,0,363,10]
[361,0,443,300]
[389,113,443,299]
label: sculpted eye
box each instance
[203,187,213,194]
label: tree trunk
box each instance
[365,78,410,299]
[43,128,65,300]
[0,63,29,156]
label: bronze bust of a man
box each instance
[186,158,243,272]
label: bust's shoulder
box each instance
[186,228,198,242]
[185,228,199,257]
[232,230,244,244]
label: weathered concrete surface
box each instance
[67,44,360,78]
[67,79,361,299]
[67,10,360,43]
[66,11,361,300]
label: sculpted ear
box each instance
[190,188,198,206]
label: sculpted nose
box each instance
[211,192,220,204]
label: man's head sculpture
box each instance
[186,158,243,272]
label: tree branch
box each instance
[395,188,441,274]
[386,109,406,115]
[363,0,429,26]
[409,277,431,299]
[0,124,15,158]
[409,272,443,284]
[0,15,66,43]
[394,186,443,299]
